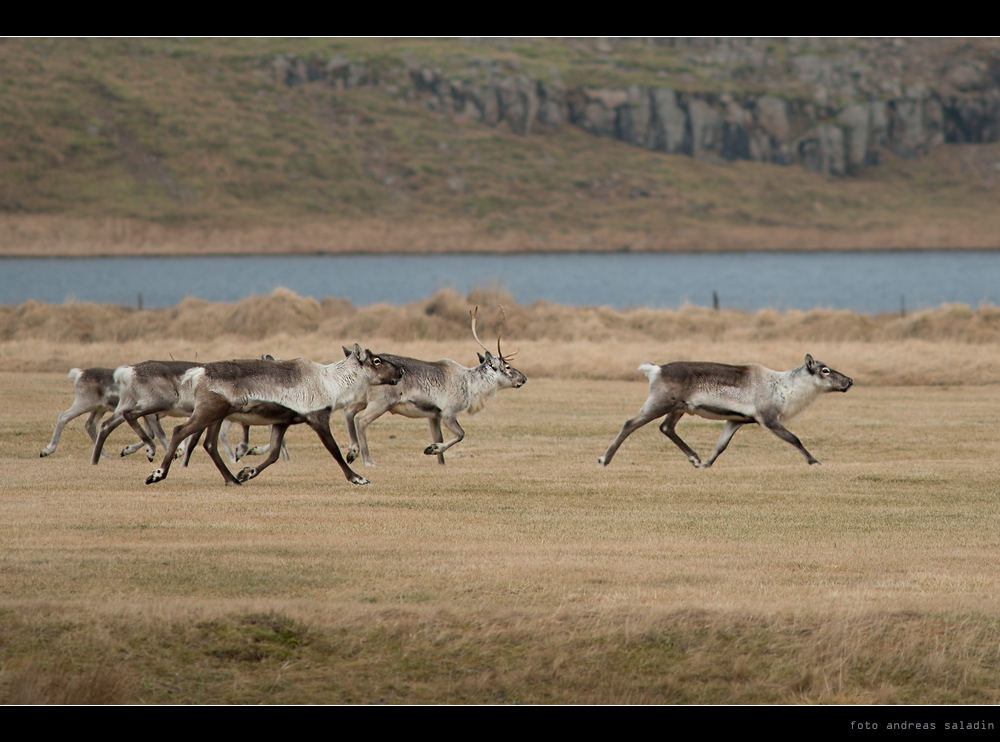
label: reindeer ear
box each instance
[343,346,353,358]
[805,354,816,371]
[262,354,275,361]
[353,343,366,362]
[477,352,486,364]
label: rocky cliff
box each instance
[267,38,1000,177]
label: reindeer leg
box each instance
[428,417,446,465]
[353,400,393,467]
[92,409,131,465]
[305,409,370,485]
[761,419,820,465]
[201,421,242,486]
[424,415,464,457]
[696,421,744,469]
[659,411,703,467]
[236,425,289,483]
[242,426,289,460]
[82,410,114,459]
[180,430,201,467]
[121,416,158,458]
[598,398,674,467]
[123,413,160,461]
[147,395,235,485]
[343,405,363,463]
[216,420,237,463]
[42,400,97,457]
[234,423,251,461]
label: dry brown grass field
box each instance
[2,295,1000,704]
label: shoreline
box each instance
[3,216,999,258]
[0,245,1000,261]
[4,243,1000,259]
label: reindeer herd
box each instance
[39,305,854,487]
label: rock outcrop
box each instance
[266,39,1000,177]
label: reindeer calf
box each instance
[598,354,852,468]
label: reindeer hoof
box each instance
[808,460,822,466]
[236,467,256,483]
[40,449,52,458]
[350,475,371,486]
[224,479,242,487]
[424,445,439,455]
[345,449,358,463]
[146,469,165,484]
[597,457,606,467]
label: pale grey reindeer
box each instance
[598,354,853,469]
[145,345,402,487]
[41,367,172,460]
[343,306,527,466]
[91,360,202,466]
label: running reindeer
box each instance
[343,306,527,466]
[89,357,291,467]
[145,345,401,487]
[90,361,202,466]
[41,367,168,460]
[598,355,853,469]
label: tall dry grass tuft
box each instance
[5,287,1000,346]
[8,664,134,705]
[4,288,1000,385]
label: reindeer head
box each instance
[471,306,527,389]
[804,354,853,393]
[343,344,403,386]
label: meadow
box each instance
[1,293,999,703]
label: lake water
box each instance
[1,251,997,314]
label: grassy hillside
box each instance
[2,38,1000,253]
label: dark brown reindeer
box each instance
[343,307,527,466]
[598,355,853,469]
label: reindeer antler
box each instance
[497,305,519,361]
[470,306,492,355]
[472,305,519,361]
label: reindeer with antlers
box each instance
[343,306,527,466]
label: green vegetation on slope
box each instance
[2,38,1000,251]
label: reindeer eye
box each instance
[821,368,830,375]
[505,365,511,371]
[373,358,381,365]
